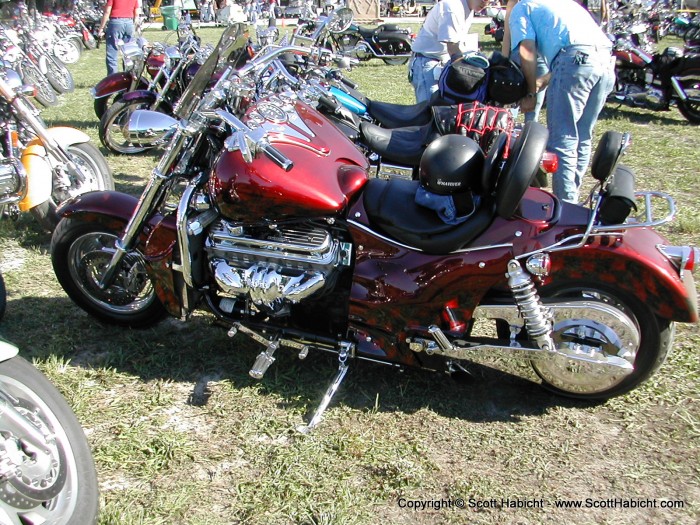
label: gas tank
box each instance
[146,52,165,77]
[210,95,369,222]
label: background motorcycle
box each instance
[0,65,113,230]
[0,27,58,107]
[98,27,212,154]
[293,8,413,66]
[49,26,700,433]
[610,31,700,124]
[0,309,98,523]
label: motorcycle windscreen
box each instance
[173,23,248,119]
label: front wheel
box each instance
[0,355,99,524]
[22,61,58,108]
[93,92,122,120]
[53,38,81,65]
[99,98,156,154]
[51,219,166,327]
[531,282,673,400]
[46,56,75,94]
[30,142,114,231]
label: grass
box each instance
[1,23,699,525]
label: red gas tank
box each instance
[209,97,369,222]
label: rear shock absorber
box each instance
[506,259,555,352]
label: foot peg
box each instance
[228,322,280,379]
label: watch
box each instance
[526,92,537,98]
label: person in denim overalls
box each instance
[509,0,615,203]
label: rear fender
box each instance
[546,227,698,323]
[57,191,181,316]
[18,127,91,211]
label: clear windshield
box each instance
[174,23,249,119]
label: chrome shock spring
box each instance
[506,259,554,351]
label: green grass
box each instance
[1,23,699,525]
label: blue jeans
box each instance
[105,18,134,76]
[409,55,443,104]
[546,45,615,202]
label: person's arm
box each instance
[134,0,141,25]
[501,0,518,56]
[98,3,113,37]
[518,39,538,112]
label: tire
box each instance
[83,33,98,50]
[46,55,75,94]
[99,97,157,155]
[93,93,122,120]
[53,39,81,65]
[676,69,700,125]
[0,271,5,321]
[382,57,410,66]
[22,61,58,108]
[530,281,674,400]
[30,142,114,231]
[51,219,167,327]
[0,355,99,524]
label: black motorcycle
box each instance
[293,8,413,66]
[610,31,700,124]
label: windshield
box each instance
[174,23,249,119]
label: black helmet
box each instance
[419,135,485,195]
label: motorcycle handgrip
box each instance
[340,76,358,90]
[260,142,293,172]
[319,94,341,113]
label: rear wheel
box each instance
[531,282,673,400]
[676,69,700,124]
[382,57,410,66]
[99,98,155,155]
[51,220,166,327]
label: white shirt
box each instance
[411,0,476,61]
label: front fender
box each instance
[92,72,138,99]
[547,227,698,323]
[122,89,158,104]
[57,191,181,316]
[0,340,19,362]
[19,127,92,211]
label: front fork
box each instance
[99,126,191,288]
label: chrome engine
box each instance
[0,158,25,204]
[206,220,351,314]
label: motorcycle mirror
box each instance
[125,110,178,146]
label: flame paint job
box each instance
[210,101,369,221]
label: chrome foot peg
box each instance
[227,322,280,379]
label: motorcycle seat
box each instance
[360,121,438,165]
[365,99,433,128]
[362,178,495,254]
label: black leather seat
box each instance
[360,121,437,165]
[362,178,495,254]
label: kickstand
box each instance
[297,343,351,433]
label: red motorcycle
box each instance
[91,39,167,119]
[50,26,699,431]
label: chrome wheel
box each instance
[67,231,156,315]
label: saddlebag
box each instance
[438,54,489,104]
[487,51,527,105]
[598,164,637,225]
